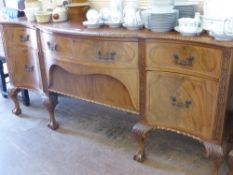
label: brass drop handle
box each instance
[173,54,194,66]
[47,41,58,51]
[96,49,117,61]
[170,96,192,108]
[24,65,34,73]
[20,34,30,42]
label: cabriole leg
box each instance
[203,142,225,175]
[228,150,233,175]
[8,86,21,115]
[132,122,153,162]
[42,92,59,130]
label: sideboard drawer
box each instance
[41,32,73,58]
[6,47,41,90]
[146,41,222,79]
[146,71,218,139]
[3,27,37,49]
[41,32,138,68]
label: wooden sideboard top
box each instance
[1,17,233,48]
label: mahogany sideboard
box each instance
[1,19,233,175]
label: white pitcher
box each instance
[109,0,125,13]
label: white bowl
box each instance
[86,9,100,24]
[24,7,40,22]
[178,17,200,33]
[35,11,52,23]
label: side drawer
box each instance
[3,27,38,49]
[146,71,218,140]
[41,32,138,68]
[146,41,222,79]
[6,47,42,90]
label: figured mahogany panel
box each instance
[49,66,138,112]
[6,47,42,90]
[40,32,138,69]
[3,27,37,49]
[146,41,222,79]
[146,71,219,140]
[40,32,74,58]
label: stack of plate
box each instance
[174,3,199,18]
[148,0,174,13]
[149,0,174,6]
[142,9,179,32]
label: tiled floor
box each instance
[0,93,229,175]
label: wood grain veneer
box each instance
[1,20,233,175]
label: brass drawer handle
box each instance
[47,41,58,51]
[173,54,194,66]
[96,49,116,61]
[20,34,30,42]
[24,65,34,73]
[170,96,192,108]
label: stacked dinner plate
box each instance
[174,1,200,18]
[142,0,178,32]
[144,9,179,32]
[148,0,174,12]
[149,0,174,6]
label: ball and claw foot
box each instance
[48,121,59,130]
[12,107,21,115]
[133,151,146,162]
[132,122,153,163]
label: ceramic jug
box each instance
[109,0,124,13]
[52,5,68,22]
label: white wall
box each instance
[39,0,203,10]
[89,0,203,10]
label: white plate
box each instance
[209,31,233,41]
[83,21,103,29]
[174,26,202,36]
[104,21,122,28]
[145,9,178,15]
[123,23,144,30]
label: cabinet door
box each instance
[6,48,42,90]
[146,71,218,140]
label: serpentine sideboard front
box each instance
[1,19,233,175]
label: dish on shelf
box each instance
[174,26,203,36]
[209,31,233,41]
[122,23,144,30]
[104,21,122,28]
[35,11,52,23]
[82,20,104,29]
[142,9,178,32]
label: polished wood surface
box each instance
[6,47,42,90]
[41,31,138,69]
[1,20,233,175]
[146,71,218,140]
[146,41,222,79]
[46,63,139,112]
[3,27,38,49]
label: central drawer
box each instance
[146,41,222,79]
[41,32,138,68]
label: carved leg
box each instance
[203,142,225,175]
[228,150,233,175]
[132,122,153,162]
[8,87,21,115]
[21,90,30,106]
[42,93,59,130]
